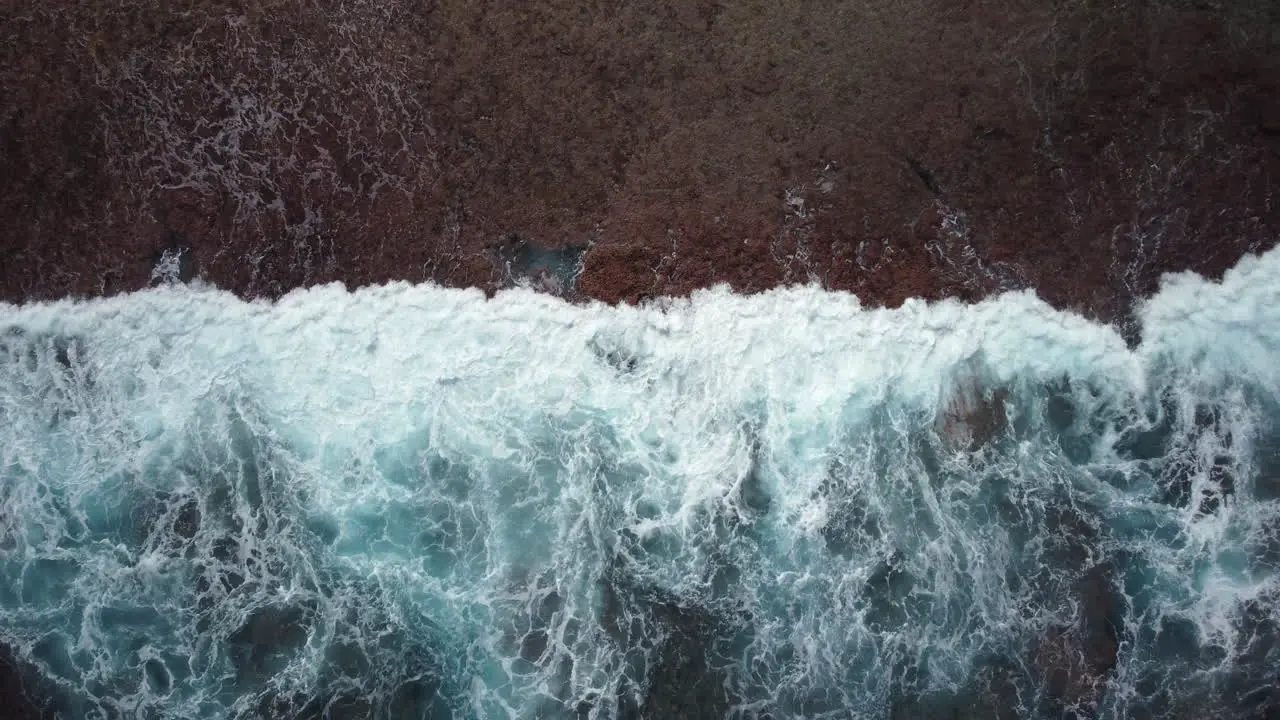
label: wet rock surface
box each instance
[600,553,744,719]
[1,1,1276,327]
[0,641,60,720]
[1032,564,1124,712]
[937,370,1009,451]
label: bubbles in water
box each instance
[1,249,1279,717]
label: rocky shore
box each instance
[2,1,1277,332]
[1,2,1278,717]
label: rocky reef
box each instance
[1,1,1276,331]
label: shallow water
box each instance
[1,249,1278,719]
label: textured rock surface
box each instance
[0,642,58,720]
[1,0,1277,326]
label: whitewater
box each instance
[1,248,1278,719]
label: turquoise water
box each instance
[1,250,1278,718]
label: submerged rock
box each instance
[936,370,1008,451]
[1225,594,1280,719]
[1032,563,1124,712]
[861,550,921,633]
[599,563,742,720]
[890,656,1024,720]
[0,642,59,720]
[233,588,456,720]
[227,602,316,683]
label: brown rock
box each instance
[0,1,1276,326]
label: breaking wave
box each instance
[1,248,1278,718]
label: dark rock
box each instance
[1033,562,1124,711]
[1223,594,1280,719]
[903,153,944,197]
[861,549,921,633]
[0,642,60,720]
[600,561,742,720]
[235,589,456,720]
[227,602,315,682]
[890,656,1025,720]
[0,2,1274,324]
[172,498,200,540]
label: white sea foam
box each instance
[1,248,1277,718]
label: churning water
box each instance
[1,249,1278,719]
